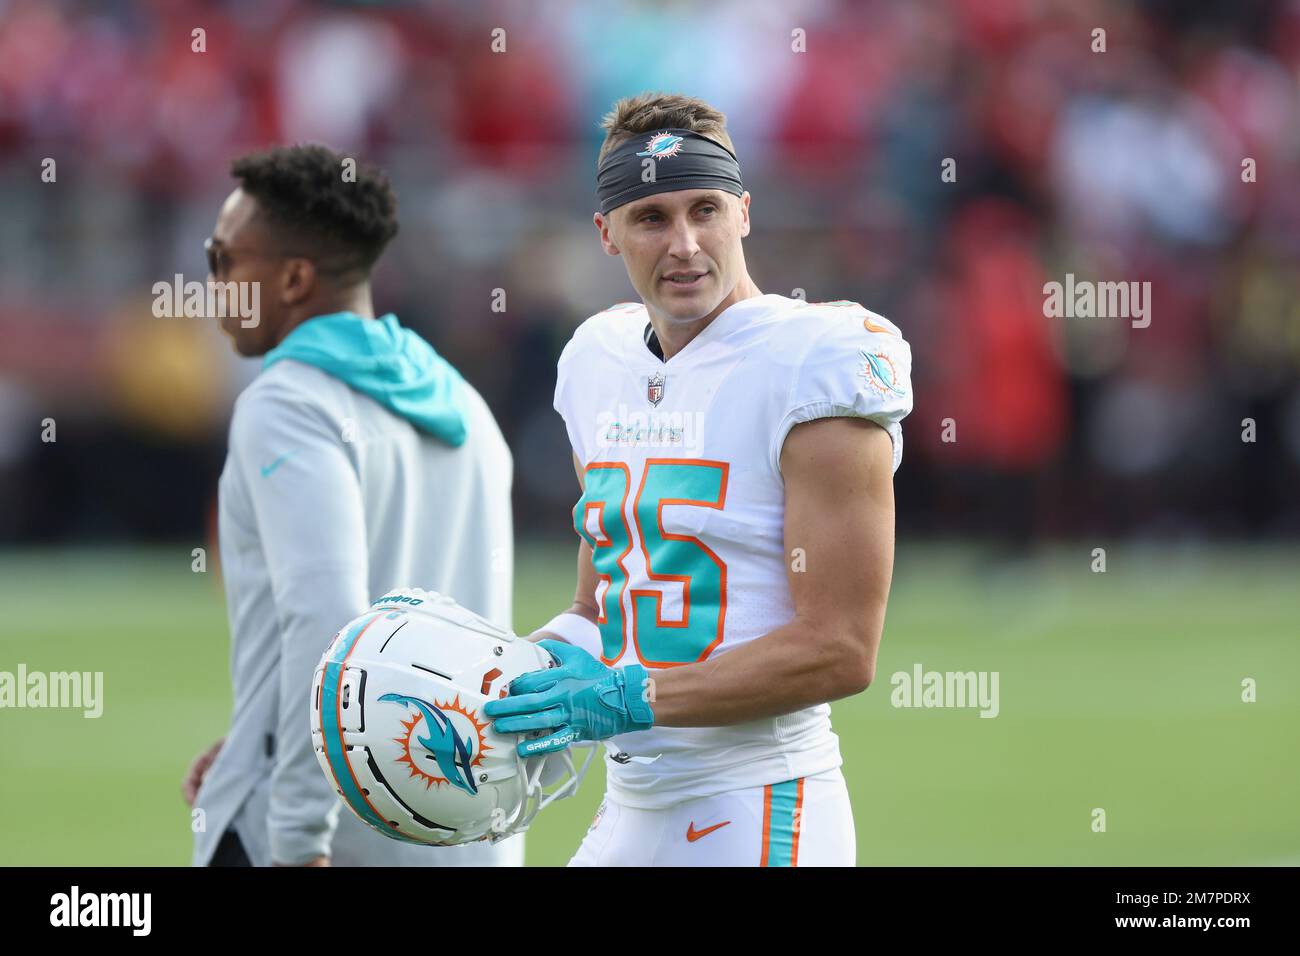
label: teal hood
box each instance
[263,312,468,446]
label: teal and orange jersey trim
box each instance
[760,777,805,867]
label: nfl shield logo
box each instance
[646,371,666,407]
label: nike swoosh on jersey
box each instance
[260,453,294,478]
[686,820,731,842]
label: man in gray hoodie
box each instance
[184,145,518,866]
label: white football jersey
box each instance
[553,292,913,809]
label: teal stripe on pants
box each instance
[766,779,800,867]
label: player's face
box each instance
[597,189,751,324]
[207,188,286,356]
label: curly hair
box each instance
[230,144,399,277]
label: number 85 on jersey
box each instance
[575,458,729,669]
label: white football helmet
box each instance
[310,588,596,846]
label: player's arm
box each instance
[649,416,894,724]
[524,453,604,658]
[230,385,371,866]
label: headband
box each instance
[596,128,743,216]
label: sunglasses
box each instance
[204,237,282,279]
[204,237,355,279]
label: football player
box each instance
[484,93,914,866]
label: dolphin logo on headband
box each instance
[597,127,744,215]
[636,132,685,159]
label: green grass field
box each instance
[1,541,1297,866]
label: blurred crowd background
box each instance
[1,0,1298,546]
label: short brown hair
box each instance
[597,92,737,167]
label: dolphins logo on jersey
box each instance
[637,132,685,159]
[382,692,488,795]
[859,349,906,398]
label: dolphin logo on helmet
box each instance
[380,693,478,795]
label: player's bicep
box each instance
[780,416,896,687]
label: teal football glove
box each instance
[484,640,654,757]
